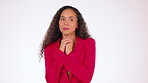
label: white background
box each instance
[0,0,148,83]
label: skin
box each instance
[59,9,78,55]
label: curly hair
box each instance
[39,5,91,59]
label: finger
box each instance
[64,39,74,43]
[62,38,74,42]
[64,41,73,45]
[62,40,74,44]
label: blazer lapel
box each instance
[73,36,83,56]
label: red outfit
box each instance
[44,36,96,83]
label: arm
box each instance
[64,39,96,83]
[44,45,66,83]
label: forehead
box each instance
[60,9,77,18]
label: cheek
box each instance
[58,22,63,32]
[71,23,77,28]
[59,22,63,28]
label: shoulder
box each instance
[44,38,61,50]
[44,42,57,51]
[81,38,96,52]
[44,43,51,52]
[82,38,96,48]
[83,38,96,44]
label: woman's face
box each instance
[59,9,78,35]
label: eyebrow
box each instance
[60,16,75,18]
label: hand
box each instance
[65,42,73,55]
[59,38,74,55]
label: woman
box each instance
[40,5,96,83]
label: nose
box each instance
[64,20,68,26]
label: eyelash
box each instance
[60,18,65,21]
[60,18,74,21]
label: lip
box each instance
[63,27,70,30]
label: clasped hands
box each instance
[59,38,74,55]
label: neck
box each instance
[62,34,76,42]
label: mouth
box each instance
[63,27,70,30]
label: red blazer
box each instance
[44,36,96,83]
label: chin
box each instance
[61,30,76,35]
[61,31,70,34]
[62,32,71,35]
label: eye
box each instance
[70,19,74,21]
[60,18,65,21]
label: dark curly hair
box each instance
[39,5,91,59]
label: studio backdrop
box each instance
[0,0,148,83]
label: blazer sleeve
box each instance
[64,39,96,83]
[44,45,66,83]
